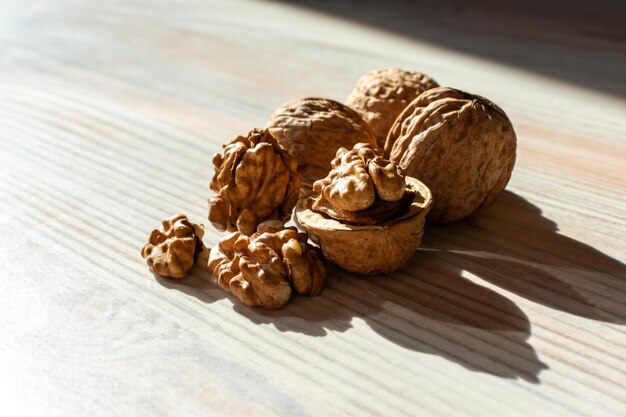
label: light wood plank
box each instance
[0,1,625,416]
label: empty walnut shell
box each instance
[346,68,439,147]
[209,128,301,235]
[385,87,517,224]
[141,214,205,279]
[266,97,376,186]
[295,176,432,275]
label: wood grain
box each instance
[0,1,625,416]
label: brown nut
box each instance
[386,87,517,223]
[312,143,407,224]
[208,222,327,309]
[141,214,205,279]
[266,97,377,186]
[346,68,439,147]
[295,176,432,275]
[209,128,301,235]
[314,145,376,212]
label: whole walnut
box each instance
[296,143,432,274]
[385,87,517,224]
[141,214,205,279]
[209,128,301,236]
[208,222,327,309]
[266,97,376,186]
[346,68,439,147]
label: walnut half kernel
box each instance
[312,143,410,225]
[209,128,301,236]
[208,222,327,310]
[141,214,206,279]
[295,143,432,274]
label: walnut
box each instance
[312,143,407,223]
[209,128,301,236]
[346,68,439,147]
[296,144,432,274]
[208,222,327,309]
[266,97,377,186]
[385,87,517,223]
[141,214,205,279]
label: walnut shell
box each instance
[295,176,432,275]
[208,223,326,309]
[141,214,205,279]
[386,87,517,224]
[209,128,301,235]
[346,68,439,147]
[266,97,376,185]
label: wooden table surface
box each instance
[1,1,625,416]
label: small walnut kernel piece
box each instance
[346,68,439,147]
[266,97,377,185]
[385,87,517,223]
[209,128,301,235]
[368,156,405,202]
[312,143,407,224]
[208,222,327,309]
[141,214,205,279]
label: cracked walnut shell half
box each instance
[208,222,326,310]
[141,214,205,279]
[346,68,439,147]
[295,143,432,274]
[209,128,301,236]
[266,97,376,185]
[385,87,517,223]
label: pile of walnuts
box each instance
[141,67,517,310]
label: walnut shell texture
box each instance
[208,223,326,309]
[209,128,301,235]
[141,214,205,279]
[295,176,432,275]
[346,68,439,147]
[266,97,376,185]
[386,87,517,224]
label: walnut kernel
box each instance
[141,214,205,279]
[312,143,406,218]
[209,128,301,235]
[208,222,326,309]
